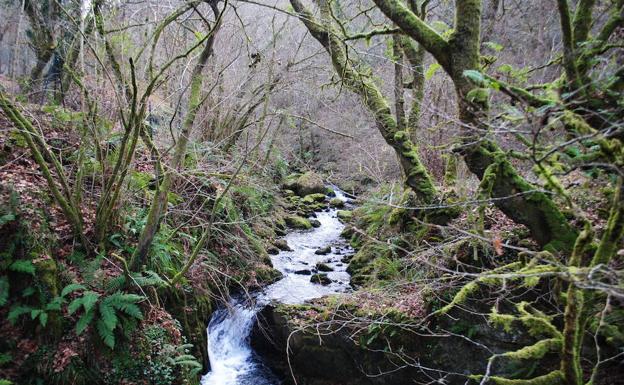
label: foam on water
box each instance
[200,186,352,385]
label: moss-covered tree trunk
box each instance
[373,0,578,251]
[23,0,61,97]
[130,1,224,271]
[290,0,439,206]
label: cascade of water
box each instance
[200,186,353,385]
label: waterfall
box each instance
[201,186,352,385]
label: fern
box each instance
[96,318,116,349]
[0,277,8,306]
[99,301,119,331]
[0,352,12,365]
[8,260,35,275]
[76,309,95,335]
[8,305,33,324]
[105,271,166,292]
[61,283,86,297]
[69,290,144,349]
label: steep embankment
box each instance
[0,104,312,385]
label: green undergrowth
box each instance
[0,153,292,384]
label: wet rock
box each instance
[337,210,353,221]
[267,246,280,255]
[282,172,325,196]
[314,245,331,255]
[302,193,326,204]
[285,215,312,230]
[315,263,334,272]
[340,225,354,239]
[273,239,292,251]
[294,269,312,275]
[326,187,336,197]
[310,219,321,228]
[310,273,332,285]
[329,198,345,208]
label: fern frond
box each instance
[76,309,95,335]
[99,301,118,331]
[7,305,32,324]
[96,318,115,349]
[9,260,35,275]
[80,291,100,313]
[61,283,86,297]
[0,276,8,306]
[105,276,126,292]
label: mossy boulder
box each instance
[283,172,325,196]
[337,210,353,221]
[302,193,327,204]
[347,242,391,286]
[285,215,312,230]
[329,198,345,208]
[310,273,332,285]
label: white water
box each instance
[201,188,353,385]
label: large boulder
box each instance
[283,172,326,197]
[285,215,312,230]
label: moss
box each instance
[34,258,62,338]
[284,215,312,230]
[502,338,561,360]
[347,242,392,286]
[329,198,345,208]
[255,266,283,284]
[336,210,353,221]
[393,131,438,203]
[301,193,326,204]
[473,370,565,385]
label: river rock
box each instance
[337,210,353,221]
[315,262,334,272]
[282,172,326,196]
[302,193,326,204]
[294,269,312,275]
[310,273,331,285]
[314,245,331,255]
[285,215,312,230]
[329,197,345,208]
[267,245,280,255]
[273,239,292,251]
[310,219,321,228]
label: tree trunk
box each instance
[373,0,578,251]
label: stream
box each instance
[201,186,353,385]
[200,188,353,385]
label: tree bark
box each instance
[373,0,578,251]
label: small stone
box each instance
[295,269,312,275]
[267,246,280,255]
[315,245,331,255]
[316,262,334,272]
[310,273,331,285]
[310,219,321,228]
